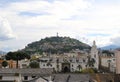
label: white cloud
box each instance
[8,0,91,17]
[0,17,16,41]
[110,33,120,46]
[0,0,120,51]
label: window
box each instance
[72,64,73,67]
[107,60,111,63]
[83,59,85,62]
[22,64,27,68]
[0,76,2,80]
[113,59,115,61]
[72,68,74,71]
[32,76,35,78]
[50,64,52,67]
[76,59,79,62]
[43,64,45,66]
[94,54,96,58]
[57,65,59,68]
[24,76,28,80]
[70,59,72,62]
[49,59,52,62]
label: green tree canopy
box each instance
[2,61,8,68]
[29,61,39,68]
[6,51,30,60]
[81,68,95,73]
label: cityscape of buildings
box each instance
[0,40,120,82]
[0,0,120,82]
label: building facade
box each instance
[39,41,99,72]
[39,54,88,72]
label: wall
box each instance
[115,50,120,74]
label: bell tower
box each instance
[90,40,99,69]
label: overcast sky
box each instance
[0,0,120,52]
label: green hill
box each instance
[22,36,91,54]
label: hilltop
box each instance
[22,36,91,55]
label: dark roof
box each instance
[68,74,89,82]
[0,81,14,82]
[90,73,114,82]
[112,74,120,82]
[52,74,90,82]
[0,68,53,76]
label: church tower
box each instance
[90,41,99,69]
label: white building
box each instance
[39,53,88,72]
[39,41,99,72]
[18,59,30,68]
[100,56,115,67]
[100,56,116,72]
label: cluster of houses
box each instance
[0,41,100,71]
[0,41,120,82]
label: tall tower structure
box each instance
[115,50,120,74]
[57,32,59,37]
[90,41,99,69]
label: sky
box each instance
[0,0,120,52]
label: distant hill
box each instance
[22,36,91,54]
[101,45,120,50]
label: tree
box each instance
[29,61,39,68]
[2,61,8,68]
[6,51,30,68]
[81,68,95,73]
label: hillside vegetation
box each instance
[22,36,91,54]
